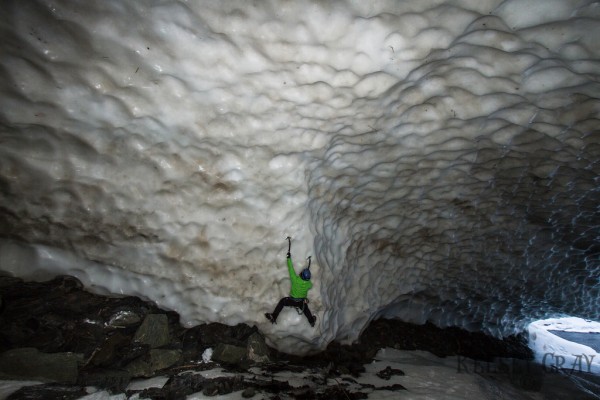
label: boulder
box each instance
[87,332,131,367]
[133,314,170,348]
[246,333,270,363]
[0,347,83,383]
[125,349,182,378]
[77,369,133,392]
[212,343,247,365]
[51,275,84,292]
[108,309,142,328]
[376,366,405,380]
[197,323,257,347]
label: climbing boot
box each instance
[265,313,276,324]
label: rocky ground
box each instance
[0,273,548,399]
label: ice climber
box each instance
[265,237,316,327]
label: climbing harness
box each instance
[293,297,309,315]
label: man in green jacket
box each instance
[265,238,316,327]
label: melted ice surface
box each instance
[0,0,599,354]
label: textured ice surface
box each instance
[0,0,599,354]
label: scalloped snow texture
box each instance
[0,0,599,354]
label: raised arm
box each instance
[287,256,296,280]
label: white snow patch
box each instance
[201,348,213,364]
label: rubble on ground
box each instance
[0,274,534,399]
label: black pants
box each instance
[271,297,314,322]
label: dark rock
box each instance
[124,357,153,378]
[242,387,256,398]
[6,383,87,400]
[290,387,315,398]
[0,279,101,355]
[0,347,83,383]
[50,275,84,292]
[86,332,132,367]
[77,369,132,392]
[181,325,204,362]
[125,349,182,378]
[0,317,67,354]
[178,322,260,365]
[359,383,376,390]
[108,309,142,328]
[118,342,152,367]
[246,332,270,363]
[148,348,182,370]
[212,343,248,365]
[201,376,246,397]
[197,322,258,348]
[85,336,149,371]
[0,275,550,399]
[251,377,294,394]
[379,383,407,391]
[293,342,368,377]
[146,372,207,399]
[133,314,170,348]
[376,366,405,380]
[95,296,158,328]
[63,322,106,358]
[320,386,368,400]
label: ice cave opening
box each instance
[529,317,600,375]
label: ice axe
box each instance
[286,236,291,258]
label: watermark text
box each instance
[457,353,596,375]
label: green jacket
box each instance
[287,257,312,299]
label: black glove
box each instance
[286,252,291,259]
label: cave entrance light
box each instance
[528,317,600,375]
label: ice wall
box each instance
[0,0,599,354]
